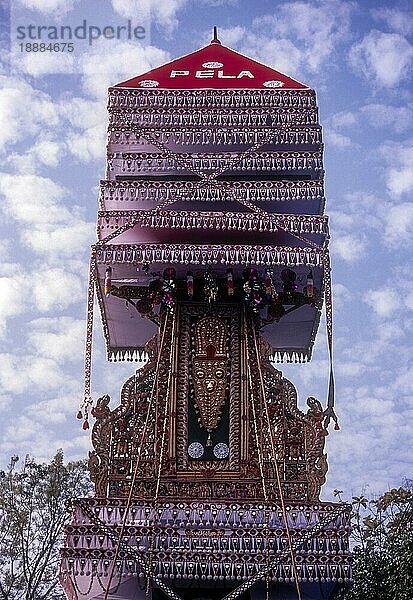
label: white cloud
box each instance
[60,97,106,161]
[0,418,90,463]
[32,268,84,311]
[16,50,75,77]
[0,77,109,166]
[79,40,170,98]
[380,139,413,199]
[219,0,354,81]
[372,7,413,37]
[330,111,357,128]
[331,233,367,262]
[27,317,85,362]
[384,203,413,248]
[332,282,352,309]
[66,124,106,161]
[325,130,353,147]
[0,78,60,153]
[360,103,413,134]
[0,275,27,338]
[0,173,68,224]
[22,220,94,257]
[0,354,63,394]
[364,287,400,318]
[0,173,94,258]
[349,30,413,88]
[15,0,80,15]
[111,0,187,32]
[8,140,64,174]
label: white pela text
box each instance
[170,70,255,79]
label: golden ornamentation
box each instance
[192,316,228,443]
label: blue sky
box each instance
[0,0,412,501]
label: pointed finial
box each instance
[211,26,221,45]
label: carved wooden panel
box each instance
[88,306,328,502]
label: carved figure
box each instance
[192,316,228,445]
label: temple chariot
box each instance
[60,30,351,600]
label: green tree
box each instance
[0,451,92,600]
[345,481,413,600]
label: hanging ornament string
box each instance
[79,252,97,429]
[321,250,338,430]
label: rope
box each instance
[102,313,170,600]
[249,314,302,600]
[146,310,176,595]
[243,310,271,597]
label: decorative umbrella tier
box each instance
[107,126,322,150]
[99,179,325,211]
[108,107,319,128]
[107,151,323,178]
[108,89,317,110]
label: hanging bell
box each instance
[334,422,340,430]
[264,269,273,299]
[76,410,83,420]
[226,268,234,296]
[306,269,314,298]
[187,270,194,299]
[104,266,112,298]
[82,419,89,431]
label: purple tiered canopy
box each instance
[92,39,330,363]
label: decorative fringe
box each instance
[270,350,311,364]
[109,107,319,128]
[108,348,148,362]
[97,244,323,267]
[109,150,323,175]
[101,179,324,205]
[108,88,317,111]
[108,126,322,147]
[97,210,328,235]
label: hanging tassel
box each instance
[104,265,112,298]
[187,270,194,299]
[306,269,314,297]
[226,268,234,296]
[264,269,273,300]
[162,267,176,312]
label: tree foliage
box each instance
[0,451,92,600]
[344,481,413,600]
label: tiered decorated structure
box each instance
[60,31,351,600]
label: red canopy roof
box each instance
[115,38,308,90]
